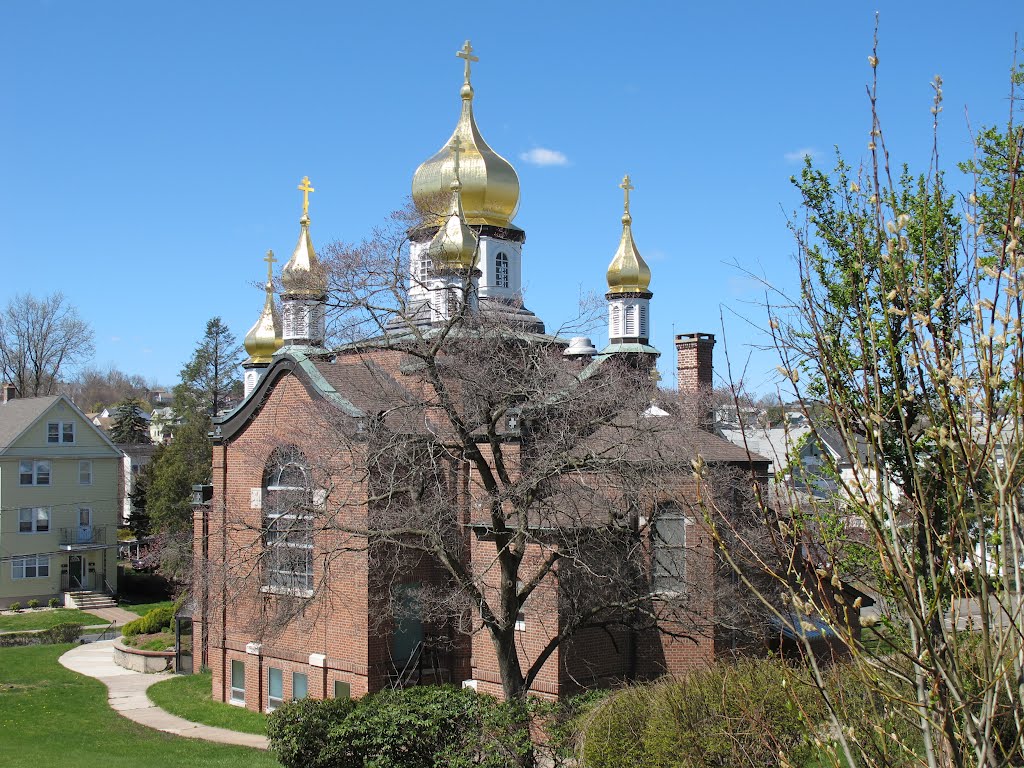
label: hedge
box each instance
[122,604,176,637]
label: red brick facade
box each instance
[195,343,759,710]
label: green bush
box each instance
[268,685,537,768]
[268,697,356,768]
[122,604,176,636]
[9,602,21,612]
[43,622,84,644]
[577,659,824,768]
[48,597,60,608]
[26,599,39,609]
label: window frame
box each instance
[230,660,245,704]
[263,453,315,594]
[79,460,93,485]
[495,251,509,289]
[12,555,50,579]
[652,508,689,595]
[267,667,284,711]
[47,421,75,444]
[292,671,308,701]
[18,506,50,534]
[19,460,51,486]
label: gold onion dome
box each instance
[411,40,520,229]
[427,138,479,271]
[606,174,652,294]
[281,176,327,297]
[244,251,284,363]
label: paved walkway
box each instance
[83,606,142,625]
[59,640,269,750]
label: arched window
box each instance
[495,251,509,289]
[263,448,314,593]
[610,304,622,337]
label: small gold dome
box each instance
[411,41,520,229]
[244,252,284,364]
[281,213,327,297]
[428,178,479,271]
[606,174,652,294]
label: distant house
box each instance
[149,407,181,444]
[0,392,122,608]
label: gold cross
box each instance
[449,136,463,184]
[650,367,662,385]
[456,40,478,84]
[297,176,315,216]
[263,249,276,283]
[620,174,634,214]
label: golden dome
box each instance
[244,251,284,364]
[606,174,652,294]
[427,141,479,271]
[411,41,520,229]
[281,177,327,297]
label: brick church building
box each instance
[193,42,767,712]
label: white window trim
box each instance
[18,507,50,534]
[229,660,246,704]
[19,460,51,486]
[79,460,93,486]
[47,421,76,444]
[267,667,284,711]
[12,555,50,579]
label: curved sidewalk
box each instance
[59,640,269,750]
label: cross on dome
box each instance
[449,136,463,190]
[263,249,276,283]
[297,176,315,216]
[456,40,478,85]
[620,174,634,215]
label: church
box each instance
[192,41,765,711]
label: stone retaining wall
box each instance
[112,638,174,673]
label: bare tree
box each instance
[0,291,94,397]
[63,364,152,412]
[704,32,1024,768]
[200,197,761,767]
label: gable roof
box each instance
[0,394,123,455]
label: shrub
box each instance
[48,597,60,608]
[43,622,84,644]
[27,599,39,609]
[9,602,21,612]
[269,697,356,768]
[577,659,825,768]
[122,604,176,636]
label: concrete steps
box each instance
[66,590,118,610]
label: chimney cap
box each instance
[675,332,715,344]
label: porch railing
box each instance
[58,525,108,547]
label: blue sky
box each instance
[1,1,1020,393]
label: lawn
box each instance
[120,599,175,616]
[0,644,279,768]
[149,671,269,735]
[0,608,107,632]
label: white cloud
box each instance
[784,147,818,163]
[519,147,569,167]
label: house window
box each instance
[268,667,283,710]
[230,660,245,703]
[19,507,50,533]
[47,421,75,444]
[263,450,314,593]
[292,672,308,700]
[12,555,50,579]
[416,255,432,284]
[515,580,526,631]
[79,461,93,485]
[495,251,509,288]
[19,460,51,486]
[653,507,688,593]
[334,680,351,699]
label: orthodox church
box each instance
[194,41,763,710]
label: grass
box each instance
[0,608,107,632]
[148,671,269,735]
[122,631,175,651]
[120,599,175,616]
[0,644,278,768]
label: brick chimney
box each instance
[675,333,715,430]
[1,383,17,404]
